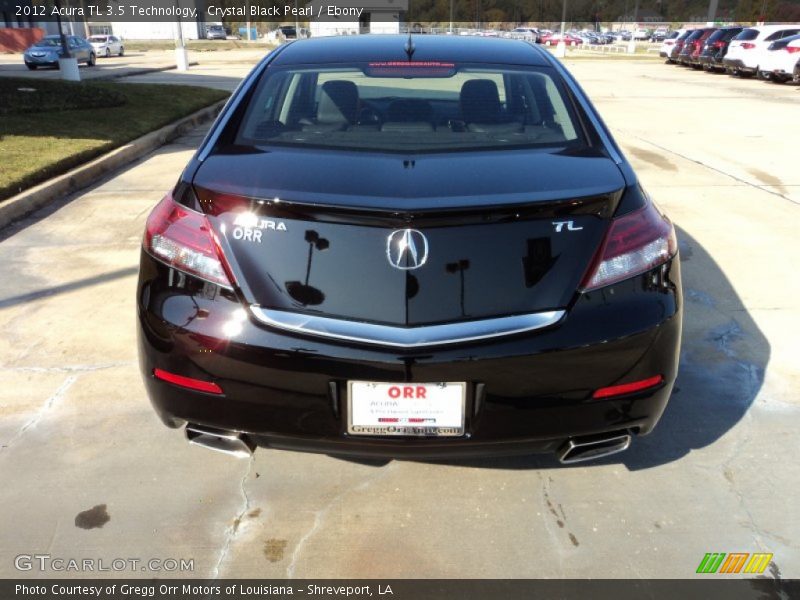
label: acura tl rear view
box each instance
[137,35,682,464]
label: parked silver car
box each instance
[23,35,96,70]
[88,35,124,57]
[206,25,227,40]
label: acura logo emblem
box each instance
[387,229,428,270]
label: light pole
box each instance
[627,0,639,54]
[246,1,251,41]
[449,0,453,34]
[555,0,567,58]
[706,0,719,25]
[54,0,80,81]
[173,0,189,71]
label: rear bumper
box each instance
[137,252,682,458]
[723,58,754,72]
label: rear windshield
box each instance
[765,28,800,41]
[236,64,583,153]
[735,29,759,41]
[721,28,743,40]
[706,30,725,42]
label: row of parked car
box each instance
[22,34,124,70]
[509,28,657,46]
[660,24,800,83]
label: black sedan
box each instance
[698,26,743,72]
[23,34,96,69]
[137,35,682,464]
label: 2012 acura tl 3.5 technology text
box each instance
[137,36,682,464]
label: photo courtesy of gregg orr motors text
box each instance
[14,555,194,573]
[14,584,388,597]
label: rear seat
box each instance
[460,79,523,133]
[300,80,360,132]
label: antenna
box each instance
[405,29,415,60]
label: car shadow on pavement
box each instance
[349,225,769,472]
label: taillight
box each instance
[592,375,664,399]
[581,201,677,291]
[787,46,800,54]
[741,42,756,50]
[143,193,234,288]
[153,368,223,394]
[714,40,725,48]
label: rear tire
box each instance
[119,46,124,56]
[87,52,96,67]
[104,47,110,58]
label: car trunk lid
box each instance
[193,147,625,327]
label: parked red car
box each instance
[678,28,717,68]
[541,33,583,47]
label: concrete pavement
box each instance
[0,58,797,580]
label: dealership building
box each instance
[307,0,407,37]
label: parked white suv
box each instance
[659,29,686,58]
[724,24,800,76]
[758,33,800,82]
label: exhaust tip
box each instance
[185,424,255,458]
[558,433,631,464]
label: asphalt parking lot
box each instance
[0,56,798,579]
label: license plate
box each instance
[347,381,466,437]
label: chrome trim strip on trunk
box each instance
[249,308,566,348]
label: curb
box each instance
[89,61,200,81]
[0,98,225,229]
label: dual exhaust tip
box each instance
[557,433,632,464]
[185,423,631,464]
[185,424,254,458]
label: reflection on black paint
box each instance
[406,273,419,299]
[285,230,329,306]
[446,259,470,317]
[523,238,558,288]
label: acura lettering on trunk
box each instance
[137,35,682,464]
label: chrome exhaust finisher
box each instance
[557,433,632,464]
[185,424,255,458]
